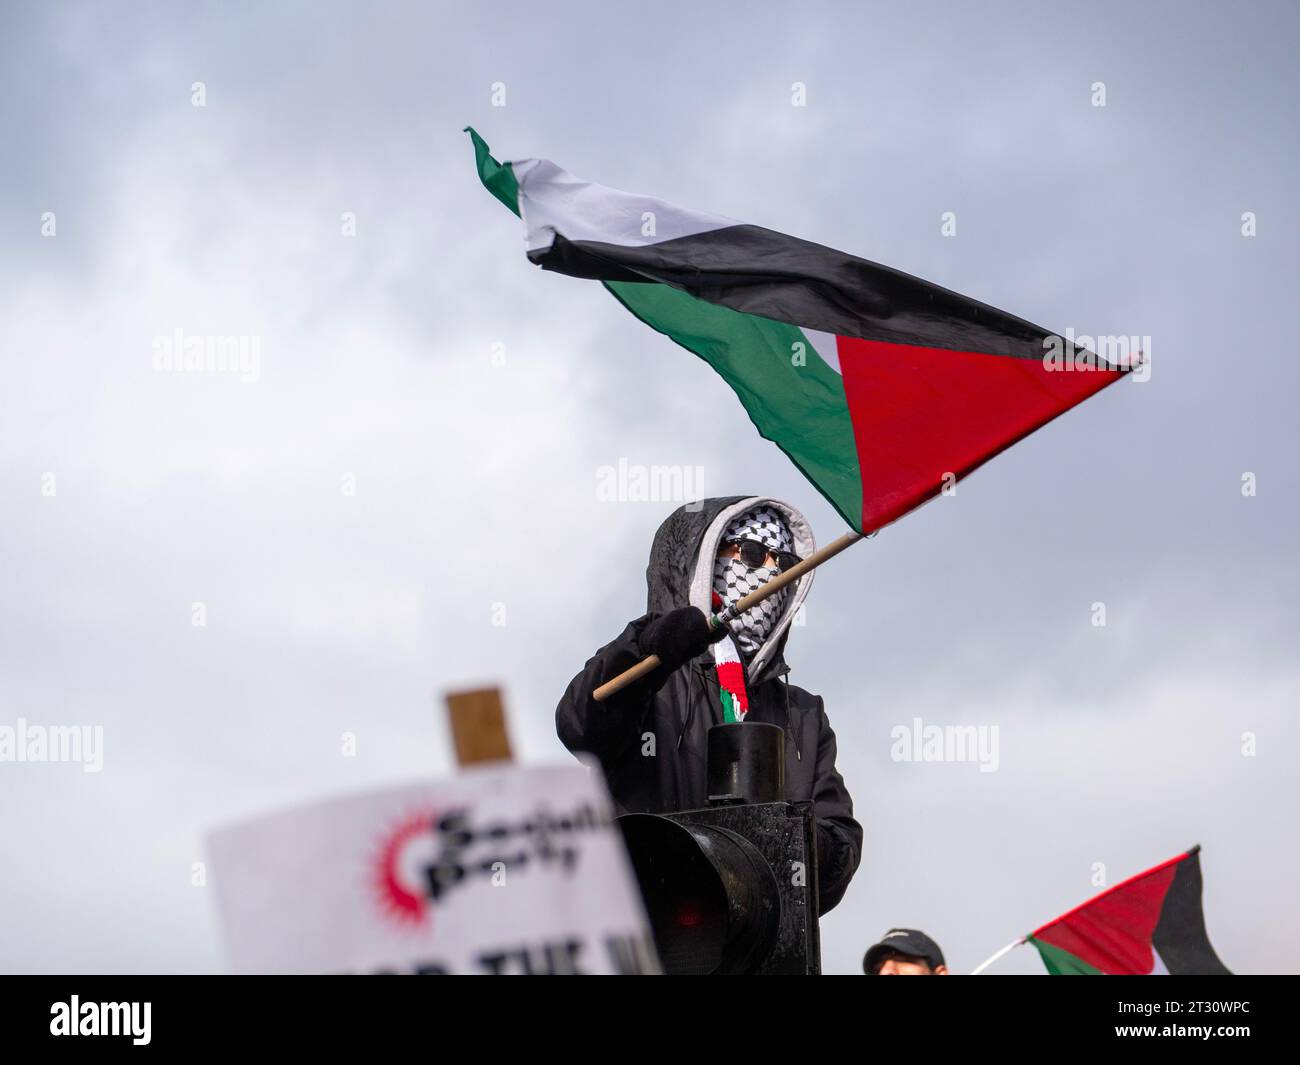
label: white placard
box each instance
[207,764,659,974]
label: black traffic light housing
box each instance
[617,723,821,975]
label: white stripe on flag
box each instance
[512,158,737,254]
[801,328,842,375]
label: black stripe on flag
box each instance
[1152,848,1232,975]
[533,224,1067,360]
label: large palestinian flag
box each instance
[1029,847,1231,975]
[468,128,1135,535]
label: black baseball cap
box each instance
[863,929,946,974]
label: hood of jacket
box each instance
[645,495,816,686]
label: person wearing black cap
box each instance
[863,929,949,975]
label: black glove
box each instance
[639,607,727,669]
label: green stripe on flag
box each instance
[1029,935,1105,975]
[464,127,520,216]
[604,280,864,532]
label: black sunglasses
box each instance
[726,538,801,573]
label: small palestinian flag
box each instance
[1029,846,1231,975]
[468,128,1136,535]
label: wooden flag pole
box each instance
[592,530,866,702]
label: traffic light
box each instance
[616,723,821,975]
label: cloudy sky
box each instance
[1,0,1296,975]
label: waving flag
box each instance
[468,128,1135,535]
[1029,847,1231,975]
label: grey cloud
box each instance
[0,0,1295,973]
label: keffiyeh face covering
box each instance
[710,506,794,722]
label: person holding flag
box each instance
[555,496,864,915]
[473,126,1135,928]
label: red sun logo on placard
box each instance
[371,809,438,930]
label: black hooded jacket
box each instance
[556,495,862,914]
